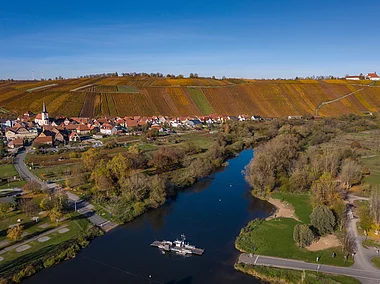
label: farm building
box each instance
[345,75,361,80]
[367,72,380,81]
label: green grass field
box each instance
[271,192,312,223]
[236,192,352,267]
[0,165,18,179]
[371,256,380,268]
[0,212,90,274]
[236,218,353,266]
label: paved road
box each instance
[13,149,44,187]
[238,254,380,284]
[347,194,379,273]
[13,148,117,232]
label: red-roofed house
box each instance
[367,72,380,81]
[33,136,53,146]
[8,138,24,149]
[77,124,91,135]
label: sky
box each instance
[1,0,379,79]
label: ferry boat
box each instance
[151,234,205,256]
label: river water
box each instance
[25,149,273,284]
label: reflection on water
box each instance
[25,149,273,284]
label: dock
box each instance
[150,240,205,256]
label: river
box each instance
[25,149,274,284]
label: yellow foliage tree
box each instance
[7,225,23,241]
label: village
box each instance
[0,102,264,151]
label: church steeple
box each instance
[43,101,47,113]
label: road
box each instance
[238,254,380,284]
[347,194,379,273]
[13,148,117,232]
[238,194,380,284]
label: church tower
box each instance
[41,101,49,125]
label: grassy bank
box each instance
[234,263,360,284]
[236,193,353,267]
[371,256,380,269]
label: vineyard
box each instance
[0,78,380,117]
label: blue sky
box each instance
[1,0,379,79]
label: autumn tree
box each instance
[22,180,41,194]
[120,173,150,202]
[311,172,338,206]
[82,148,103,171]
[49,206,63,223]
[149,147,185,173]
[19,198,39,217]
[331,199,347,231]
[107,153,133,184]
[340,159,362,189]
[293,224,314,248]
[7,225,23,241]
[91,160,114,195]
[148,176,166,208]
[310,205,336,235]
[370,187,380,232]
[0,202,13,219]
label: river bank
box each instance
[234,263,360,284]
[24,149,274,284]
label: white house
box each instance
[367,72,380,81]
[345,75,360,81]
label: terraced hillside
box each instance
[0,78,378,117]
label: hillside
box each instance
[0,77,379,117]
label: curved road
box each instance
[13,148,117,232]
[238,194,380,283]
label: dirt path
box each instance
[315,88,364,116]
[306,234,341,251]
[266,198,300,222]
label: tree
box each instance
[311,172,338,206]
[331,199,347,231]
[341,230,357,254]
[49,206,63,223]
[0,202,13,219]
[19,198,39,217]
[293,224,314,248]
[310,205,336,235]
[148,176,166,208]
[370,187,380,233]
[7,225,23,241]
[340,159,362,189]
[107,153,132,184]
[22,180,41,194]
[82,148,103,171]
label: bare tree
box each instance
[341,230,357,254]
[341,159,362,189]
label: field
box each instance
[1,78,380,117]
[236,193,353,267]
